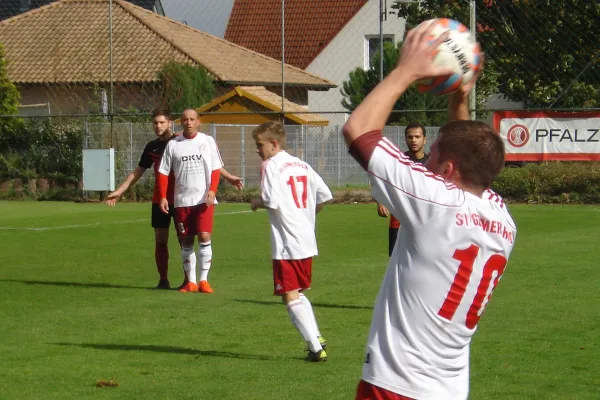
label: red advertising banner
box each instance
[493,111,600,161]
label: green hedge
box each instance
[1,161,599,204]
[491,162,600,204]
[127,162,600,204]
[0,118,83,183]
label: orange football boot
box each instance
[198,280,213,293]
[178,282,198,293]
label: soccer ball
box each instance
[415,18,482,95]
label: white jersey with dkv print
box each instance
[158,133,223,208]
[260,151,333,260]
[351,132,517,400]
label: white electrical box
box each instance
[83,148,115,191]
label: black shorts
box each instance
[151,203,175,229]
[388,227,399,257]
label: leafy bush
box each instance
[492,162,600,203]
[130,178,155,202]
[0,43,21,137]
[36,187,83,202]
[216,185,259,203]
[158,62,215,114]
[0,118,84,182]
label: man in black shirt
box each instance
[377,122,429,256]
[107,108,242,289]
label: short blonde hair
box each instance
[251,121,286,149]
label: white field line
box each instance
[0,209,257,231]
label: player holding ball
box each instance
[344,20,515,399]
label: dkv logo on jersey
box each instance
[181,154,203,162]
[506,124,530,148]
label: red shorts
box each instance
[174,204,214,237]
[389,215,400,229]
[272,258,312,295]
[355,380,414,400]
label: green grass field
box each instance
[0,201,599,399]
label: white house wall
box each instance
[306,0,406,126]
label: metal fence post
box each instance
[129,122,133,175]
[336,125,341,187]
[83,120,89,201]
[294,126,300,159]
[84,121,89,150]
[301,125,305,161]
[241,125,246,185]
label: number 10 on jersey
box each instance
[287,175,308,208]
[438,245,508,329]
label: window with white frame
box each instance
[364,35,394,70]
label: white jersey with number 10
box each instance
[354,133,517,400]
[260,151,333,260]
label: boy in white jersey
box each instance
[157,109,224,294]
[343,24,516,399]
[250,122,333,362]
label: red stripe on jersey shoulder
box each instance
[349,130,382,170]
[377,138,459,191]
[369,170,465,208]
[380,137,402,154]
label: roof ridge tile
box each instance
[117,0,334,85]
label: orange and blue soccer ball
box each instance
[415,18,482,95]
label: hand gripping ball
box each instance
[415,18,482,95]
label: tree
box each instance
[0,43,19,117]
[158,62,215,114]
[0,42,24,174]
[393,0,600,109]
[341,42,449,126]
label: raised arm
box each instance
[448,54,483,122]
[341,23,467,226]
[448,92,470,122]
[342,24,453,147]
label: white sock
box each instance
[181,246,196,284]
[187,251,196,281]
[299,293,322,338]
[198,241,212,282]
[287,299,322,353]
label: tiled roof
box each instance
[0,0,334,88]
[224,0,368,69]
[0,0,162,20]
[197,86,329,126]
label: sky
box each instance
[161,0,235,38]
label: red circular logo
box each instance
[506,124,529,148]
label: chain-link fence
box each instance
[85,119,440,188]
[0,0,598,193]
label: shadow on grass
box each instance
[234,298,373,310]
[51,342,282,361]
[0,279,152,290]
